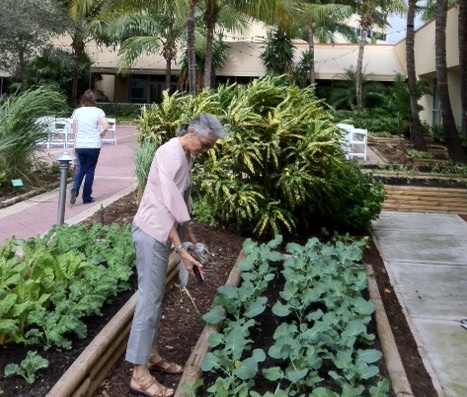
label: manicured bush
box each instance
[137,76,385,238]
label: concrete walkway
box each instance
[0,124,138,245]
[371,212,467,397]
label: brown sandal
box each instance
[148,358,183,374]
[129,376,174,397]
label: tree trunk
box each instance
[187,0,198,96]
[308,25,315,90]
[459,0,467,135]
[71,37,84,107]
[436,0,466,163]
[406,0,427,150]
[19,52,27,92]
[355,27,367,108]
[203,19,215,89]
[163,29,176,90]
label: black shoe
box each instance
[461,319,467,329]
[83,197,95,204]
[70,189,77,205]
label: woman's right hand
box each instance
[179,249,204,278]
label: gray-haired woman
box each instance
[126,114,225,397]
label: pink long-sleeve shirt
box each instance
[133,137,192,244]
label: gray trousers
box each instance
[125,223,171,365]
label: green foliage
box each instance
[407,150,434,159]
[137,89,221,145]
[0,86,68,184]
[199,237,388,396]
[9,46,93,103]
[0,223,134,351]
[328,68,389,110]
[98,102,143,121]
[331,74,431,138]
[138,75,384,238]
[4,351,49,384]
[134,141,157,199]
[260,29,295,75]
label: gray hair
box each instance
[175,113,226,139]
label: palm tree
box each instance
[200,0,253,89]
[261,29,295,75]
[71,0,192,92]
[298,1,355,90]
[187,0,199,95]
[351,0,406,108]
[459,0,467,136]
[178,32,229,90]
[328,67,388,109]
[406,0,426,150]
[107,7,185,90]
[435,0,466,163]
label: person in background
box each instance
[126,113,225,397]
[70,89,110,205]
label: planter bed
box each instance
[175,238,412,397]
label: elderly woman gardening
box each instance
[126,113,226,397]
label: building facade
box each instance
[88,6,462,129]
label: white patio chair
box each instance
[347,128,368,161]
[336,123,355,160]
[103,117,117,145]
[35,116,55,149]
[52,117,73,148]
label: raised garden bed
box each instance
[175,238,411,397]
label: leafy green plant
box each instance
[4,351,49,384]
[407,150,434,159]
[199,236,390,396]
[0,222,134,350]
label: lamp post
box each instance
[56,152,75,225]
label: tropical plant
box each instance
[351,0,406,108]
[104,3,185,91]
[8,46,93,102]
[0,0,67,91]
[260,29,295,76]
[198,0,252,89]
[178,32,230,91]
[138,75,385,238]
[134,141,157,200]
[294,1,355,90]
[328,68,388,110]
[0,86,68,186]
